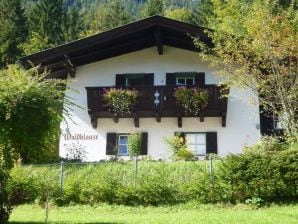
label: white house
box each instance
[19,16,267,161]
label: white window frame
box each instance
[118,134,129,156]
[176,76,195,86]
[273,113,284,130]
[185,133,206,156]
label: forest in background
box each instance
[0,0,213,68]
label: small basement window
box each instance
[118,134,129,156]
[185,133,206,156]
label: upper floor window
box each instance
[166,72,205,86]
[176,76,195,86]
[116,73,154,87]
[125,74,145,86]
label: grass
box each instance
[9,203,298,224]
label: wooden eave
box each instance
[18,16,212,79]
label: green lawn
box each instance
[9,203,298,224]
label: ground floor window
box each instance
[106,132,148,156]
[118,134,129,156]
[185,133,207,156]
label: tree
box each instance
[62,6,86,42]
[0,65,71,163]
[28,0,65,48]
[103,0,132,31]
[141,0,164,18]
[192,0,214,26]
[0,65,71,222]
[164,7,193,23]
[84,5,107,35]
[0,0,28,67]
[195,0,298,138]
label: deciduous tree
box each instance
[195,0,298,138]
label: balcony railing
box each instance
[86,85,228,128]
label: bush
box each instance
[165,135,194,161]
[218,137,298,202]
[6,138,297,206]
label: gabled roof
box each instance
[18,15,212,79]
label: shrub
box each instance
[6,140,297,207]
[128,133,142,157]
[165,135,194,161]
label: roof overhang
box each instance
[18,15,212,79]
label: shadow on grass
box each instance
[9,222,123,224]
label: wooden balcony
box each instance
[86,85,228,128]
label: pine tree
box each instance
[28,0,65,48]
[141,0,164,18]
[103,0,132,31]
[62,6,86,42]
[192,0,214,27]
[0,0,28,67]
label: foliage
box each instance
[174,86,208,115]
[0,0,28,67]
[27,0,65,48]
[0,144,13,223]
[64,142,88,162]
[103,88,138,115]
[218,138,298,202]
[141,0,164,18]
[103,0,132,31]
[164,7,193,23]
[62,6,85,42]
[6,139,298,207]
[0,65,69,163]
[192,0,214,26]
[245,197,265,208]
[195,0,298,138]
[165,135,194,160]
[128,133,142,157]
[25,0,87,53]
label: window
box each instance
[116,73,153,87]
[106,132,148,156]
[273,113,284,130]
[185,133,206,156]
[118,134,129,156]
[176,76,195,86]
[125,74,144,86]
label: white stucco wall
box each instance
[59,46,260,161]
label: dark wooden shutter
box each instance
[166,73,176,85]
[106,133,117,155]
[141,132,148,155]
[143,73,154,86]
[195,72,205,86]
[206,132,217,154]
[115,74,126,87]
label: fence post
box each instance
[209,157,215,203]
[134,156,138,189]
[59,160,64,193]
[209,157,213,178]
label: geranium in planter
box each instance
[174,86,208,115]
[103,88,138,115]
